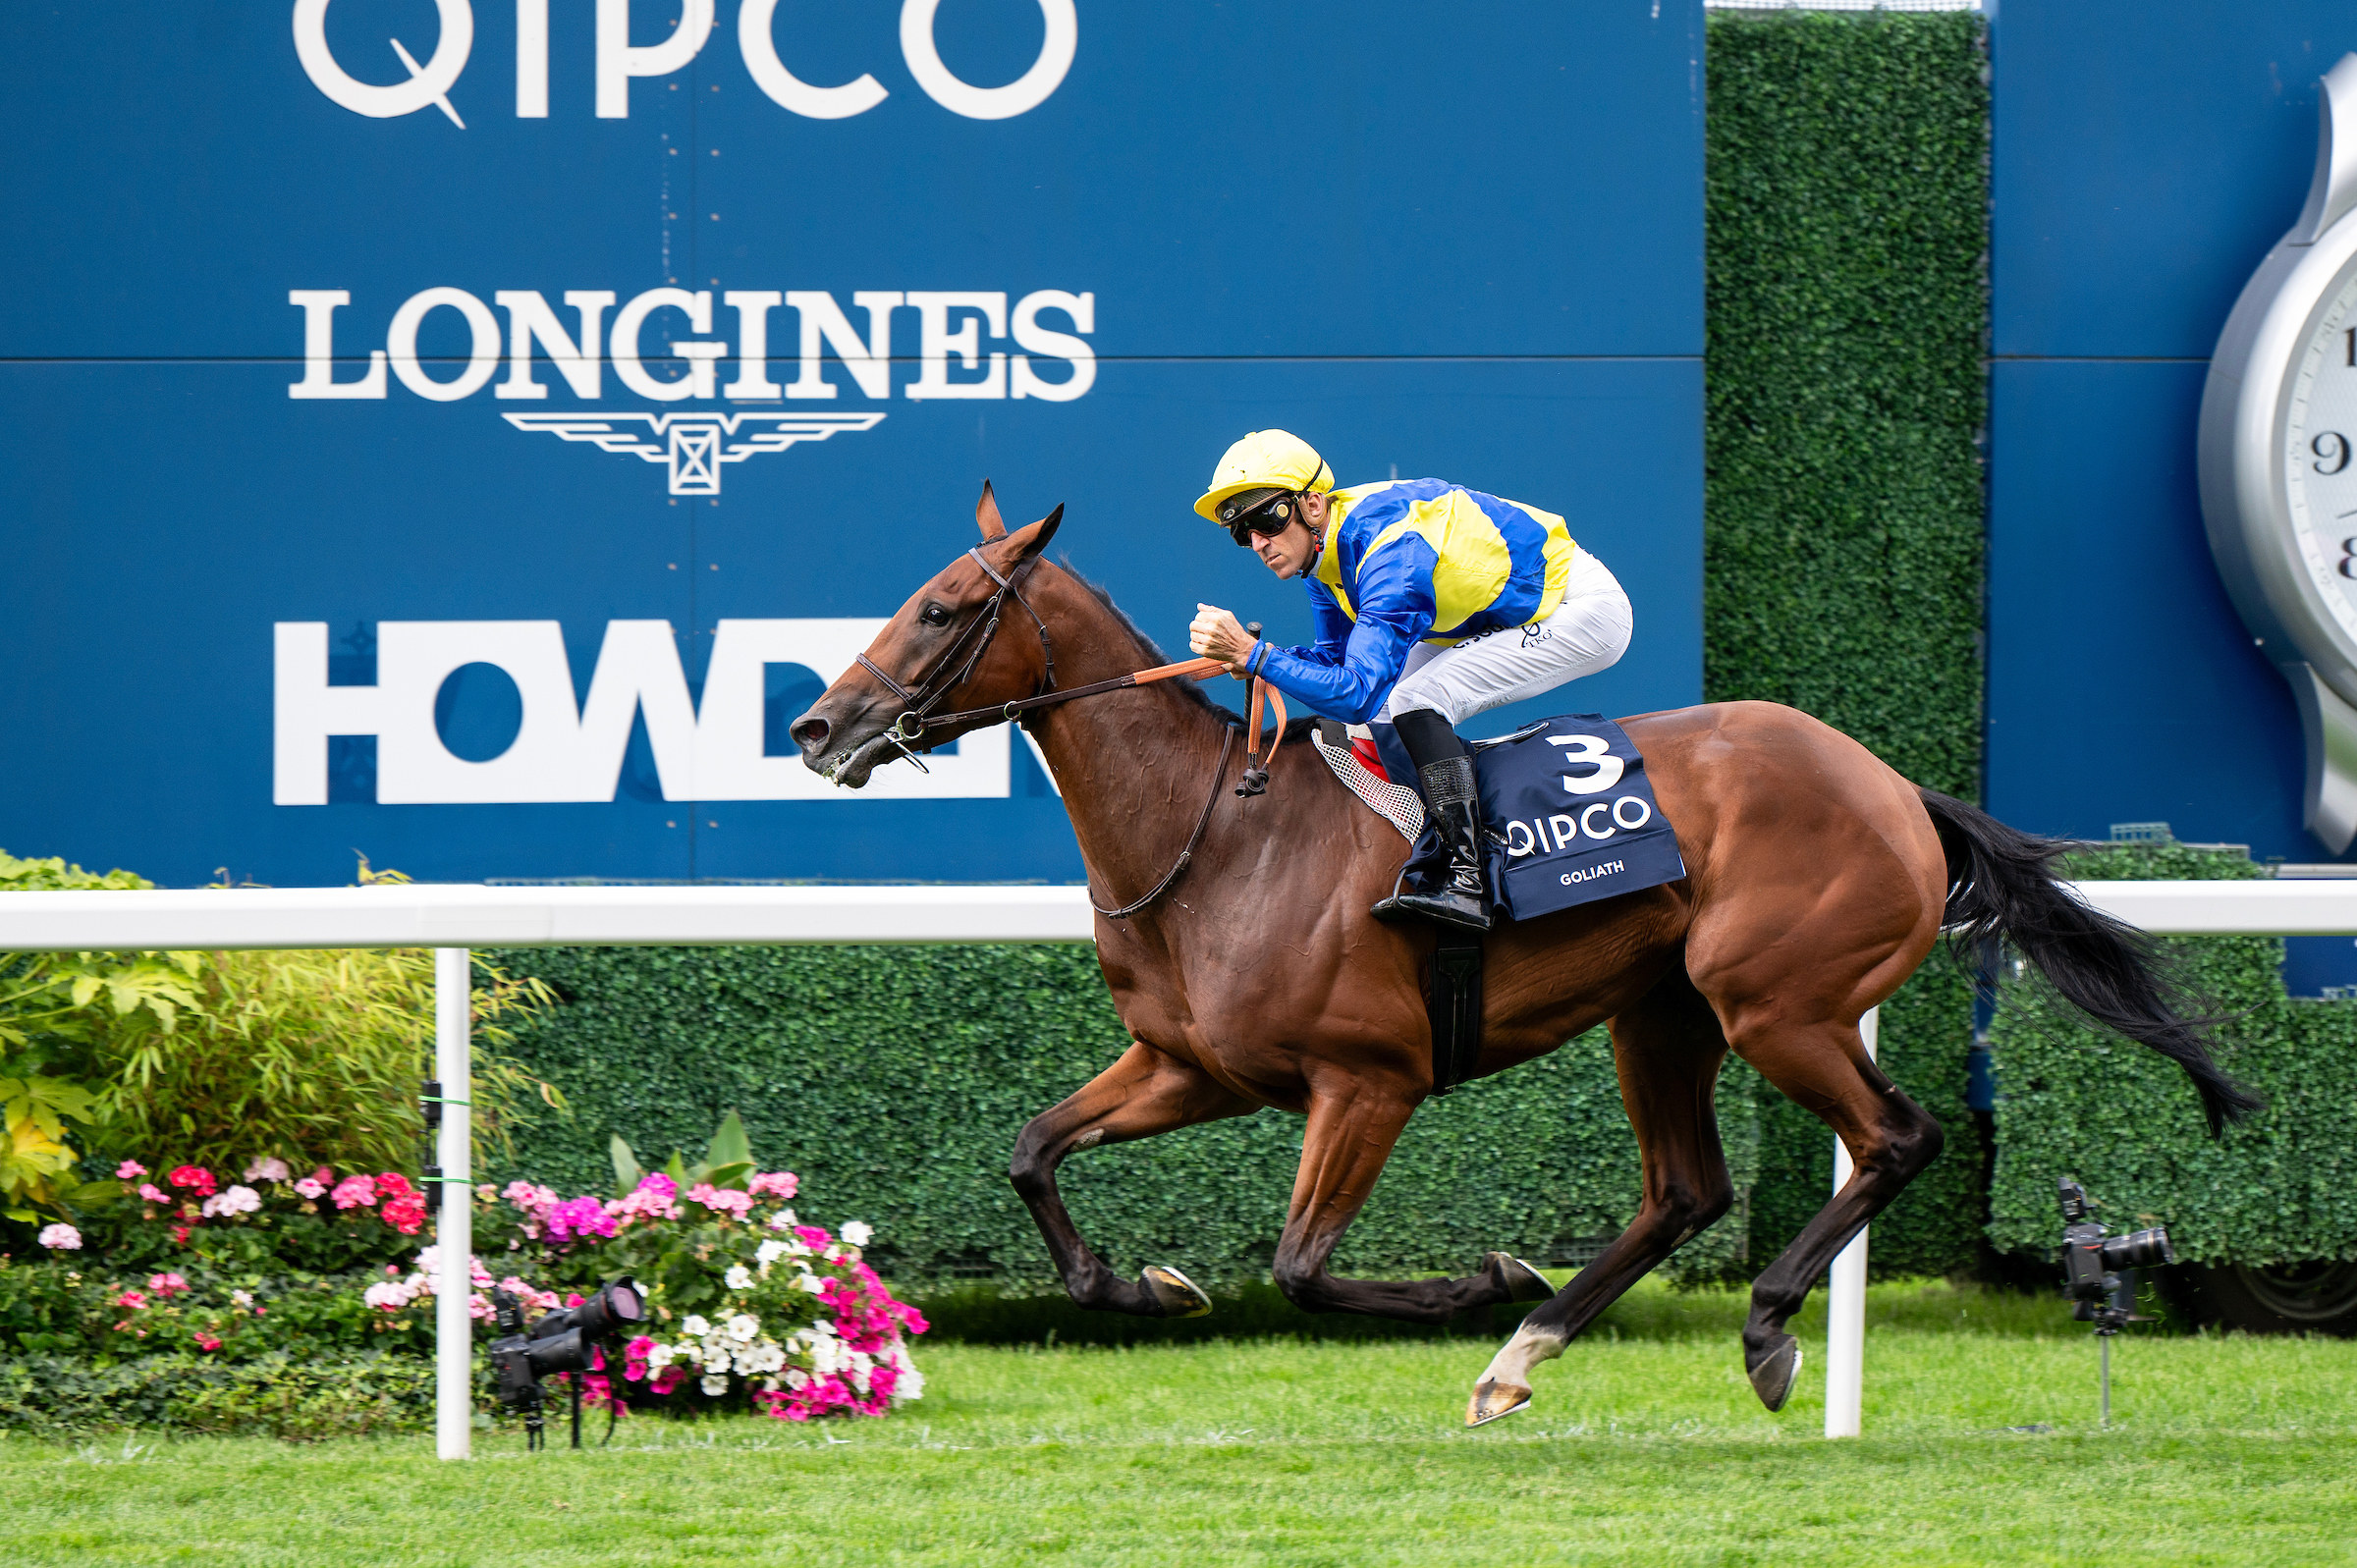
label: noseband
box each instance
[848,545,1285,920]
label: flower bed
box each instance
[4,1144,927,1432]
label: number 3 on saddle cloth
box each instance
[1353,715,1687,922]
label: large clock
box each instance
[2203,53,2357,852]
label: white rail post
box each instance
[1824,1004,1877,1439]
[434,947,472,1461]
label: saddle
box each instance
[1311,715,1688,1094]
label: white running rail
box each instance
[1,875,2341,1454]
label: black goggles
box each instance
[1221,487,1302,547]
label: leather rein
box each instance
[850,546,1287,919]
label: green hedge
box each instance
[485,946,1756,1290]
[1702,10,1989,797]
[1988,843,2357,1267]
[1704,9,1991,1279]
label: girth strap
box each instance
[1427,933,1485,1095]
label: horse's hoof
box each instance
[1746,1335,1802,1412]
[1142,1265,1212,1318]
[1489,1252,1555,1303]
[1465,1378,1532,1428]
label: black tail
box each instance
[1917,788,2264,1137]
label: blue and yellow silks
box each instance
[1243,479,1576,725]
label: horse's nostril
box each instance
[792,717,830,749]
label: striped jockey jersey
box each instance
[1245,478,1577,725]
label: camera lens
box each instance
[525,1325,589,1377]
[575,1277,645,1341]
[2100,1226,2174,1270]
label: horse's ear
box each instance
[975,481,1008,541]
[1014,504,1064,559]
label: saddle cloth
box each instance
[1312,714,1686,922]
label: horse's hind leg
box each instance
[1009,1041,1255,1317]
[1727,1021,1943,1411]
[1467,970,1734,1426]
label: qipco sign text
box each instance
[292,0,1077,126]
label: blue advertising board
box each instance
[1988,0,2355,858]
[0,1,1704,888]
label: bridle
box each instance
[845,543,1286,920]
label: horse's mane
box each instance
[1065,562,1318,746]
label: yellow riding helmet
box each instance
[1193,429,1333,524]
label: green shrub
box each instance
[1987,842,2357,1268]
[0,1350,434,1438]
[1,851,560,1240]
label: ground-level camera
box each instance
[2057,1179,2173,1424]
[489,1275,645,1450]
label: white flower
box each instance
[244,1156,292,1183]
[822,1244,845,1263]
[849,1350,874,1393]
[784,1369,810,1391]
[36,1223,82,1251]
[726,1313,759,1342]
[703,1345,735,1374]
[792,1271,823,1295]
[647,1343,675,1370]
[755,1238,788,1266]
[700,1374,730,1396]
[840,1220,873,1247]
[724,1265,753,1290]
[682,1314,711,1338]
[809,1337,843,1376]
[199,1185,261,1218]
[231,1289,254,1308]
[808,1319,837,1337]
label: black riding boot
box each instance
[1371,711,1492,933]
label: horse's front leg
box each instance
[1010,1040,1254,1317]
[1271,1070,1552,1325]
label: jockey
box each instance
[1188,430,1633,933]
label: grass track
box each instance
[9,1283,2355,1566]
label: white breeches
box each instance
[1376,548,1634,727]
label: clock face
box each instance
[2284,260,2357,649]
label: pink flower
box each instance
[545,1195,619,1242]
[137,1182,169,1203]
[686,1184,753,1219]
[194,1331,223,1352]
[292,1176,326,1200]
[623,1334,656,1381]
[147,1272,191,1297]
[794,1225,831,1250]
[310,1166,333,1184]
[330,1173,378,1210]
[36,1222,81,1250]
[171,1224,192,1245]
[635,1172,678,1200]
[375,1172,416,1201]
[116,1160,148,1179]
[651,1365,688,1396]
[748,1171,798,1200]
[168,1165,218,1198]
[381,1193,429,1234]
[243,1156,292,1183]
[115,1289,148,1310]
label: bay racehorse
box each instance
[789,489,2258,1427]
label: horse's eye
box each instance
[919,604,951,626]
